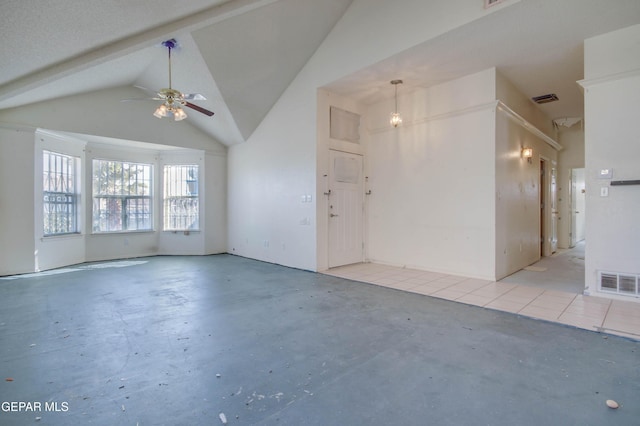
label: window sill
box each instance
[163,230,201,234]
[90,230,155,236]
[41,233,82,241]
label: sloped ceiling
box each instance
[1,0,640,147]
[192,0,355,140]
[0,0,354,146]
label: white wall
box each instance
[0,127,36,275]
[205,151,228,254]
[228,0,517,271]
[582,24,640,299]
[363,69,497,279]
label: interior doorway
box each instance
[570,168,586,247]
[540,158,558,257]
[540,159,545,256]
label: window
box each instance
[43,150,79,235]
[163,165,199,230]
[92,160,152,232]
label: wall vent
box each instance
[599,271,640,297]
[532,93,559,104]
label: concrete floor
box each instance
[500,242,586,294]
[0,255,638,425]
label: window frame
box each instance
[92,159,154,233]
[163,164,200,231]
[42,150,80,236]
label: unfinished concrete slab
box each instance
[0,255,638,425]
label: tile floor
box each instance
[324,262,640,341]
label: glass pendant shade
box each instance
[390,112,402,127]
[154,104,168,118]
[390,79,403,128]
[173,107,187,121]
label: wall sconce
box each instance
[389,79,403,128]
[522,147,533,163]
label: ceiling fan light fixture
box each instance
[154,104,168,118]
[135,39,214,120]
[173,107,187,121]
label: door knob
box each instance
[330,213,339,217]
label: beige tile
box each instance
[558,312,604,330]
[573,294,612,305]
[608,301,640,318]
[456,293,495,307]
[528,296,573,311]
[608,310,640,321]
[564,302,610,317]
[370,277,400,286]
[432,275,467,284]
[424,280,456,290]
[602,318,640,335]
[368,270,398,279]
[397,270,426,278]
[542,290,578,300]
[485,299,528,313]
[498,293,539,305]
[470,283,516,298]
[519,305,562,321]
[450,280,492,293]
[508,286,546,297]
[402,277,433,286]
[431,288,467,301]
[418,272,447,281]
[407,284,440,296]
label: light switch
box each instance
[600,187,609,197]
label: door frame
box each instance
[539,156,558,257]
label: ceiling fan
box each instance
[128,39,214,121]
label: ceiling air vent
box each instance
[532,93,559,104]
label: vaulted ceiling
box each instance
[0,0,354,146]
[1,0,640,147]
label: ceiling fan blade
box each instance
[133,85,159,95]
[183,93,207,101]
[184,102,215,117]
[121,97,163,102]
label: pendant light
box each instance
[390,79,403,128]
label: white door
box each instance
[571,168,586,245]
[328,150,364,268]
[550,167,558,253]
